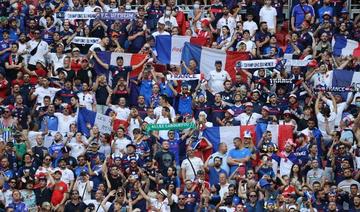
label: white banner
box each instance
[64,11,136,20]
[285,59,309,67]
[65,12,97,19]
[166,74,201,81]
[72,37,100,45]
[94,113,112,134]
[237,59,277,69]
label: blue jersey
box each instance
[139,80,153,106]
[228,148,252,174]
[135,141,150,156]
[48,143,64,159]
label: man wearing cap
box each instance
[234,102,262,125]
[50,170,68,211]
[92,50,148,87]
[152,18,170,38]
[206,60,231,94]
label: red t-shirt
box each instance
[51,181,68,206]
[0,79,8,99]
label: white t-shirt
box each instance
[110,105,130,120]
[310,71,333,88]
[181,157,204,180]
[78,92,96,111]
[235,112,262,125]
[55,168,75,186]
[154,105,176,120]
[112,137,131,154]
[259,6,277,30]
[316,111,336,140]
[236,39,255,52]
[28,40,48,66]
[152,31,170,38]
[158,16,178,29]
[48,53,65,72]
[84,200,111,212]
[217,16,237,36]
[67,142,86,159]
[149,197,170,212]
[54,113,76,134]
[33,86,61,106]
[325,99,348,127]
[156,116,172,140]
[243,20,258,37]
[76,181,93,201]
[207,70,231,93]
[89,43,106,52]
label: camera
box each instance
[87,203,95,210]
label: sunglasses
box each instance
[9,181,16,184]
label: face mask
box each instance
[193,4,199,9]
[125,4,131,10]
[165,10,171,16]
[356,102,360,107]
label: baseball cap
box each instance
[284,110,291,115]
[289,94,297,99]
[72,47,80,52]
[262,106,270,112]
[201,19,210,26]
[243,130,252,138]
[244,102,253,107]
[226,109,234,116]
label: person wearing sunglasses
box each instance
[64,190,87,211]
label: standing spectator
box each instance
[181,146,204,181]
[27,29,49,71]
[259,0,277,34]
[291,0,315,31]
[206,61,231,94]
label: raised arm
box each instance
[91,51,110,70]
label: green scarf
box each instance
[146,122,196,132]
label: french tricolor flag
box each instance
[202,125,293,152]
[155,35,207,65]
[94,52,146,79]
[181,42,250,80]
[332,35,360,57]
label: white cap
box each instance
[243,130,252,138]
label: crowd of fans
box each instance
[0,0,359,211]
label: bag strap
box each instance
[246,113,253,125]
[187,157,197,179]
[81,182,88,199]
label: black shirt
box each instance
[64,200,87,212]
[95,84,109,105]
[170,203,187,212]
[34,187,52,206]
[154,150,175,176]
